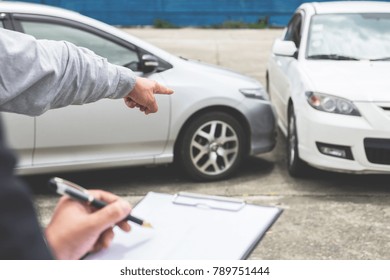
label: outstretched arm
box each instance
[0,28,172,116]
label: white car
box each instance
[267,1,390,177]
[0,2,277,181]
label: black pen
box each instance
[48,177,153,228]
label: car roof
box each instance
[0,1,82,17]
[300,1,390,14]
[0,1,110,31]
[0,1,176,62]
[0,1,131,42]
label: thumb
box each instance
[90,200,132,232]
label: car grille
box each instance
[364,138,390,165]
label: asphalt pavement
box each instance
[27,28,390,260]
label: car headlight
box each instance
[239,88,268,100]
[305,91,361,116]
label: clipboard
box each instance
[86,191,282,260]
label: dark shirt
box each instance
[0,115,53,259]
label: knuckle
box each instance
[107,202,125,219]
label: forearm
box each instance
[0,29,136,116]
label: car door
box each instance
[0,13,35,168]
[269,13,303,128]
[12,14,170,168]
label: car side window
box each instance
[19,20,139,69]
[284,14,302,49]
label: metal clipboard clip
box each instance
[172,192,246,212]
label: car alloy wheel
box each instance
[178,112,245,181]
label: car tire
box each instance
[177,111,245,181]
[287,105,309,177]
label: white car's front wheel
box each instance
[287,105,309,177]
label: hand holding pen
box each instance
[49,177,152,227]
[45,178,151,260]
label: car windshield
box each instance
[306,13,390,61]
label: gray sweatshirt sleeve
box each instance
[0,28,137,116]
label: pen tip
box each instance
[142,222,153,228]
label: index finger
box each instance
[89,189,132,230]
[89,189,121,204]
[154,83,174,95]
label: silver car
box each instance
[1,2,276,181]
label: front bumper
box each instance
[238,98,277,156]
[296,101,390,173]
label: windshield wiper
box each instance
[370,57,390,61]
[307,54,360,61]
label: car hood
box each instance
[301,60,390,102]
[179,57,262,86]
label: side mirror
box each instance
[140,54,159,73]
[272,39,297,57]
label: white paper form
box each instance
[86,192,282,260]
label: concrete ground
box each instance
[28,28,390,260]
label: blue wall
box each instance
[10,0,390,27]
